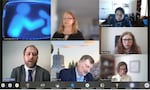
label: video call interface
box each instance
[0,0,149,89]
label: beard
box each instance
[26,61,37,68]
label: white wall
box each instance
[51,0,58,38]
[77,17,99,39]
[141,0,148,16]
[101,27,148,54]
[99,0,137,19]
[115,54,148,81]
[2,41,51,79]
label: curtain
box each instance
[141,0,148,16]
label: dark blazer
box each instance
[11,65,50,82]
[59,68,93,81]
[52,30,84,40]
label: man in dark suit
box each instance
[59,55,94,82]
[11,45,50,82]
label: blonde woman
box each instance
[52,11,84,40]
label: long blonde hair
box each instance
[58,11,79,34]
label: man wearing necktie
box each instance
[59,55,94,82]
[28,70,33,82]
[11,45,50,82]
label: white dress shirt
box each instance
[24,65,36,82]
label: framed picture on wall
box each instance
[129,60,140,73]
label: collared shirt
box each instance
[75,68,85,82]
[24,65,36,82]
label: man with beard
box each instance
[11,45,50,82]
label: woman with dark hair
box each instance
[52,11,84,40]
[106,7,132,27]
[115,31,142,54]
[112,62,132,82]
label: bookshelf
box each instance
[100,55,115,79]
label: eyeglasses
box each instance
[120,68,126,71]
[122,39,133,42]
[25,52,38,56]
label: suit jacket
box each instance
[11,65,50,82]
[59,68,93,81]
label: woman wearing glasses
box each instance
[52,11,84,40]
[106,7,132,27]
[112,62,132,82]
[115,31,142,54]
